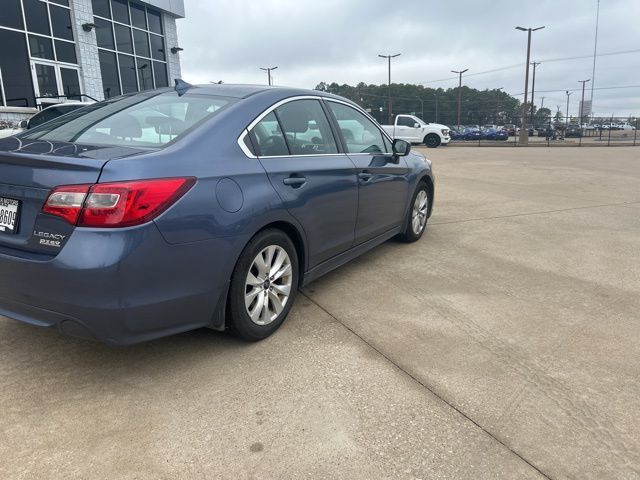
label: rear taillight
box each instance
[43,177,195,228]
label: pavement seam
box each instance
[300,292,553,480]
[430,200,638,226]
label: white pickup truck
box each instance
[381,114,450,148]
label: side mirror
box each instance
[414,123,421,128]
[392,138,411,157]
[19,120,28,129]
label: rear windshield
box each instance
[22,92,235,148]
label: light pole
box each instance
[516,26,545,144]
[530,61,541,125]
[578,79,591,127]
[415,97,424,120]
[378,53,401,125]
[565,90,572,133]
[451,68,468,131]
[260,66,278,86]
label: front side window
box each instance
[22,92,235,148]
[397,116,416,127]
[274,100,338,155]
[248,112,288,157]
[327,102,390,154]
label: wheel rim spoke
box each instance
[245,244,293,326]
[412,191,428,234]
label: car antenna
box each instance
[174,78,192,96]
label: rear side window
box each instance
[249,112,289,157]
[327,102,390,154]
[23,92,235,148]
[274,100,338,155]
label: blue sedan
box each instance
[0,82,435,345]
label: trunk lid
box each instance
[0,136,147,255]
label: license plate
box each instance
[0,197,20,234]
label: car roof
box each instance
[172,83,352,102]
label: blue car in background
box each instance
[460,128,483,141]
[482,128,509,141]
[0,83,435,345]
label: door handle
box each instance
[283,176,307,187]
[358,171,373,182]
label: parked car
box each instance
[483,128,509,141]
[536,126,556,138]
[460,128,483,141]
[381,114,450,148]
[0,83,435,345]
[565,125,582,138]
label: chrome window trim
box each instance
[236,95,394,159]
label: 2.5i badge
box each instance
[33,230,67,248]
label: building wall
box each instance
[164,15,182,85]
[71,0,104,101]
[0,0,184,127]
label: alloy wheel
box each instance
[411,190,428,235]
[244,245,293,325]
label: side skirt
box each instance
[301,227,401,287]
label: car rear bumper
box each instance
[0,223,238,345]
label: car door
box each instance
[248,99,358,268]
[325,100,410,244]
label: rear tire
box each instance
[398,183,430,243]
[424,134,441,148]
[228,229,299,341]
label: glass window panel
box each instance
[35,64,59,99]
[50,0,70,6]
[153,61,168,88]
[114,24,133,53]
[132,29,149,57]
[0,0,24,30]
[147,9,163,34]
[24,93,236,148]
[327,102,390,154]
[94,17,115,49]
[91,0,110,18]
[55,40,77,63]
[60,68,81,99]
[130,3,147,29]
[149,34,165,61]
[275,100,338,155]
[111,0,130,24]
[50,5,74,41]
[136,58,152,91]
[98,50,121,98]
[29,35,55,60]
[249,112,289,156]
[24,0,51,36]
[0,30,35,107]
[118,54,138,93]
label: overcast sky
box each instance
[177,0,640,116]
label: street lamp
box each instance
[260,66,278,86]
[565,90,572,133]
[516,25,545,144]
[530,61,541,125]
[451,68,468,131]
[578,79,591,127]
[378,53,401,125]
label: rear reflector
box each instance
[43,177,195,228]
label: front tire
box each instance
[228,229,299,341]
[424,133,441,148]
[399,183,430,243]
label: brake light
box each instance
[43,178,195,228]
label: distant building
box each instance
[0,0,185,124]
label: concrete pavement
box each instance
[2,146,640,478]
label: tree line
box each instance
[314,81,528,127]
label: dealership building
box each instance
[0,0,184,124]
